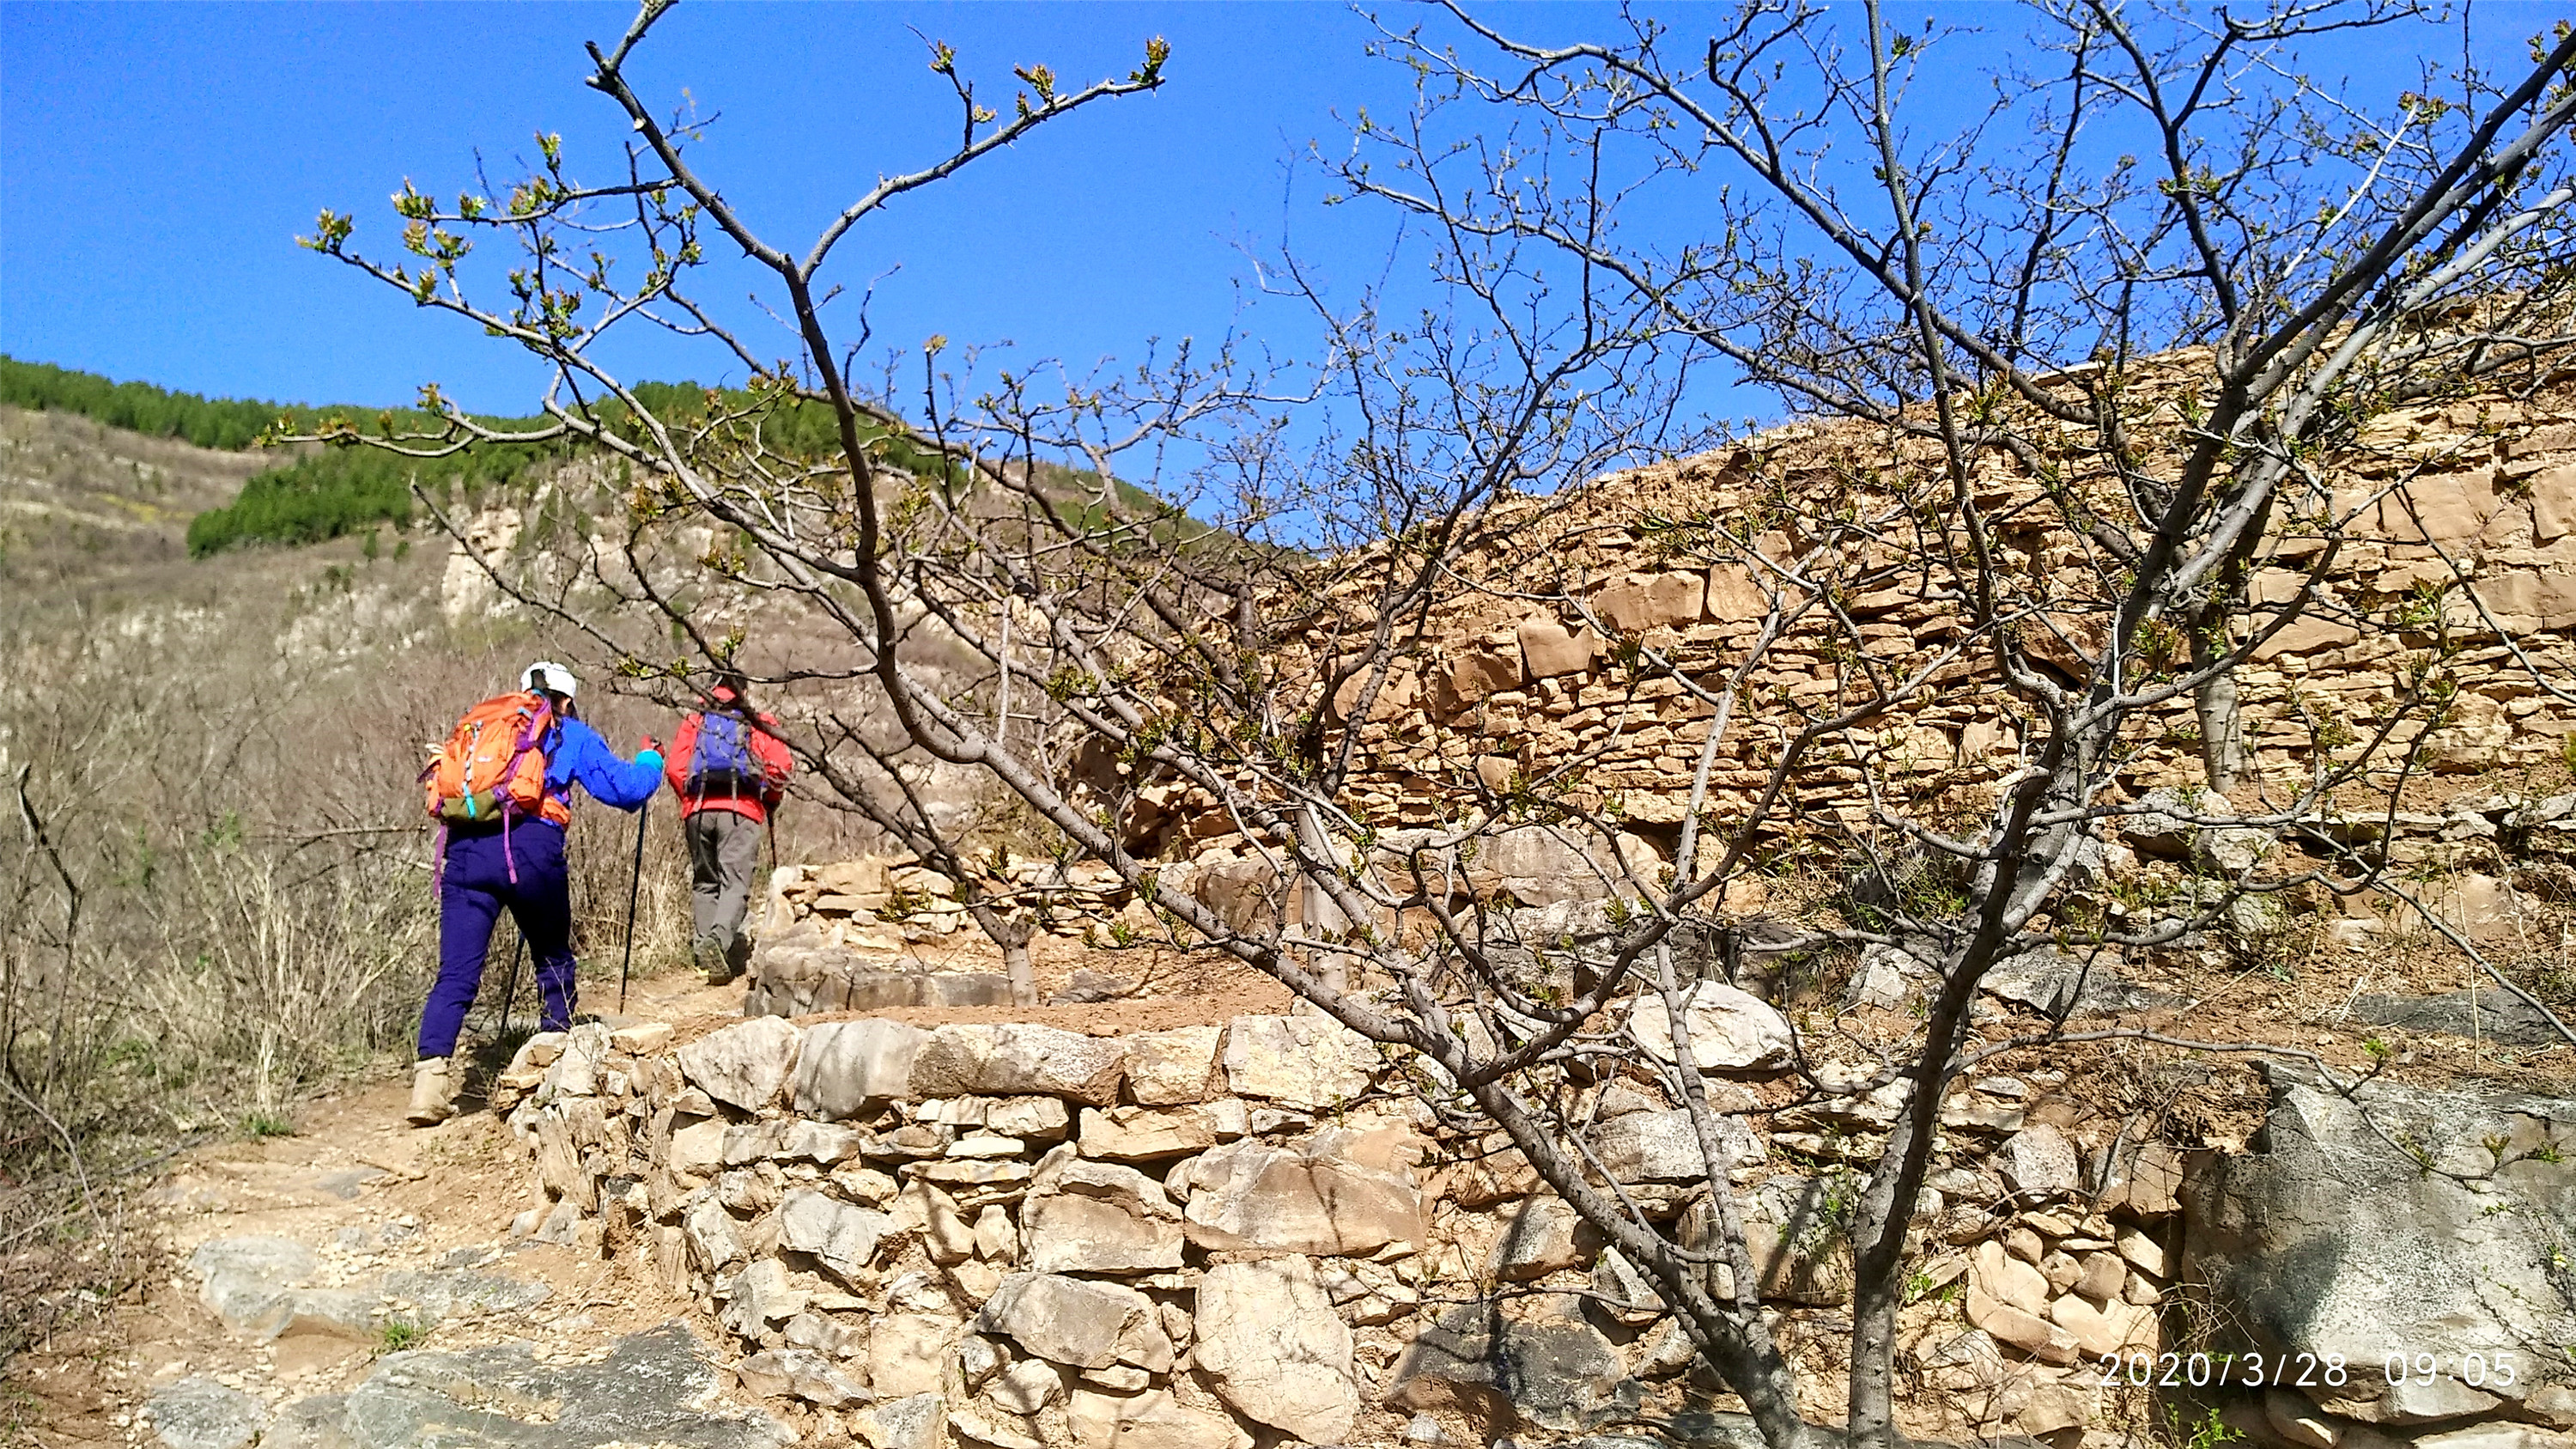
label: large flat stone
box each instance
[1221,1014,1379,1110]
[910,1024,1126,1106]
[976,1274,1171,1373]
[1587,1109,1764,1182]
[1172,1139,1421,1256]
[147,1377,266,1449]
[790,1020,927,1118]
[1624,983,1793,1071]
[1387,1303,1639,1433]
[1192,1257,1359,1443]
[677,1017,803,1112]
[280,1321,787,1447]
[2184,1064,2575,1420]
[1020,1158,1183,1274]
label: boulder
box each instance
[2049,1293,2155,1358]
[976,1274,1172,1373]
[1190,858,1280,934]
[2000,1124,2083,1201]
[779,1120,869,1165]
[1473,824,1622,906]
[1680,1181,1854,1306]
[776,1190,890,1283]
[1388,1303,1639,1433]
[1964,1287,2081,1365]
[609,1020,675,1055]
[911,1024,1126,1106]
[1979,949,2175,1017]
[1122,1026,1224,1105]
[2119,788,2271,874]
[1594,572,1706,633]
[147,1377,266,1449]
[677,1017,802,1112]
[987,1360,1063,1416]
[1020,1158,1185,1274]
[1487,1195,1601,1282]
[1624,983,1794,1071]
[1588,1109,1765,1182]
[1173,1139,1421,1256]
[1221,1014,1379,1109]
[1192,1257,1360,1443]
[2184,1064,2576,1419]
[685,1196,746,1272]
[190,1236,319,1335]
[1066,1389,1249,1449]
[791,1020,927,1117]
[720,1260,808,1342]
[670,1119,728,1177]
[2352,989,2568,1048]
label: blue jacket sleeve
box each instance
[549,720,662,811]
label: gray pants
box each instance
[684,810,762,969]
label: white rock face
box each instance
[1122,1026,1224,1105]
[1171,1140,1421,1255]
[1624,983,1794,1071]
[1019,1157,1184,1274]
[977,1273,1172,1372]
[677,1016,803,1112]
[791,1020,926,1118]
[909,1024,1126,1105]
[1587,1109,1764,1182]
[1220,1014,1379,1109]
[776,1190,889,1283]
[1191,1257,1359,1444]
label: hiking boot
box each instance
[406,1057,457,1127]
[696,938,739,988]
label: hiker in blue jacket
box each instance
[410,661,664,1126]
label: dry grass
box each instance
[0,501,703,1369]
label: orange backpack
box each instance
[422,691,557,825]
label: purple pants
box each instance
[419,819,575,1057]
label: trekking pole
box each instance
[496,933,527,1040]
[620,800,648,1014]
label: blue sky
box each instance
[2,3,1433,412]
[2,2,2550,431]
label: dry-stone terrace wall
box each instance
[1103,370,2576,957]
[493,1008,2573,1449]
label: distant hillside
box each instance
[0,358,1001,557]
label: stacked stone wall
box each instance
[489,1004,2576,1449]
[1123,377,2576,874]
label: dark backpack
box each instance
[687,712,768,796]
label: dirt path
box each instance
[17,968,787,1449]
[15,934,1284,1449]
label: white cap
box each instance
[521,661,580,698]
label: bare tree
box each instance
[300,3,2576,1446]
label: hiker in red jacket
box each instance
[665,674,793,985]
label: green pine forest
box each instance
[1,357,971,557]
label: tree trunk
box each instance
[2194,630,2245,796]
